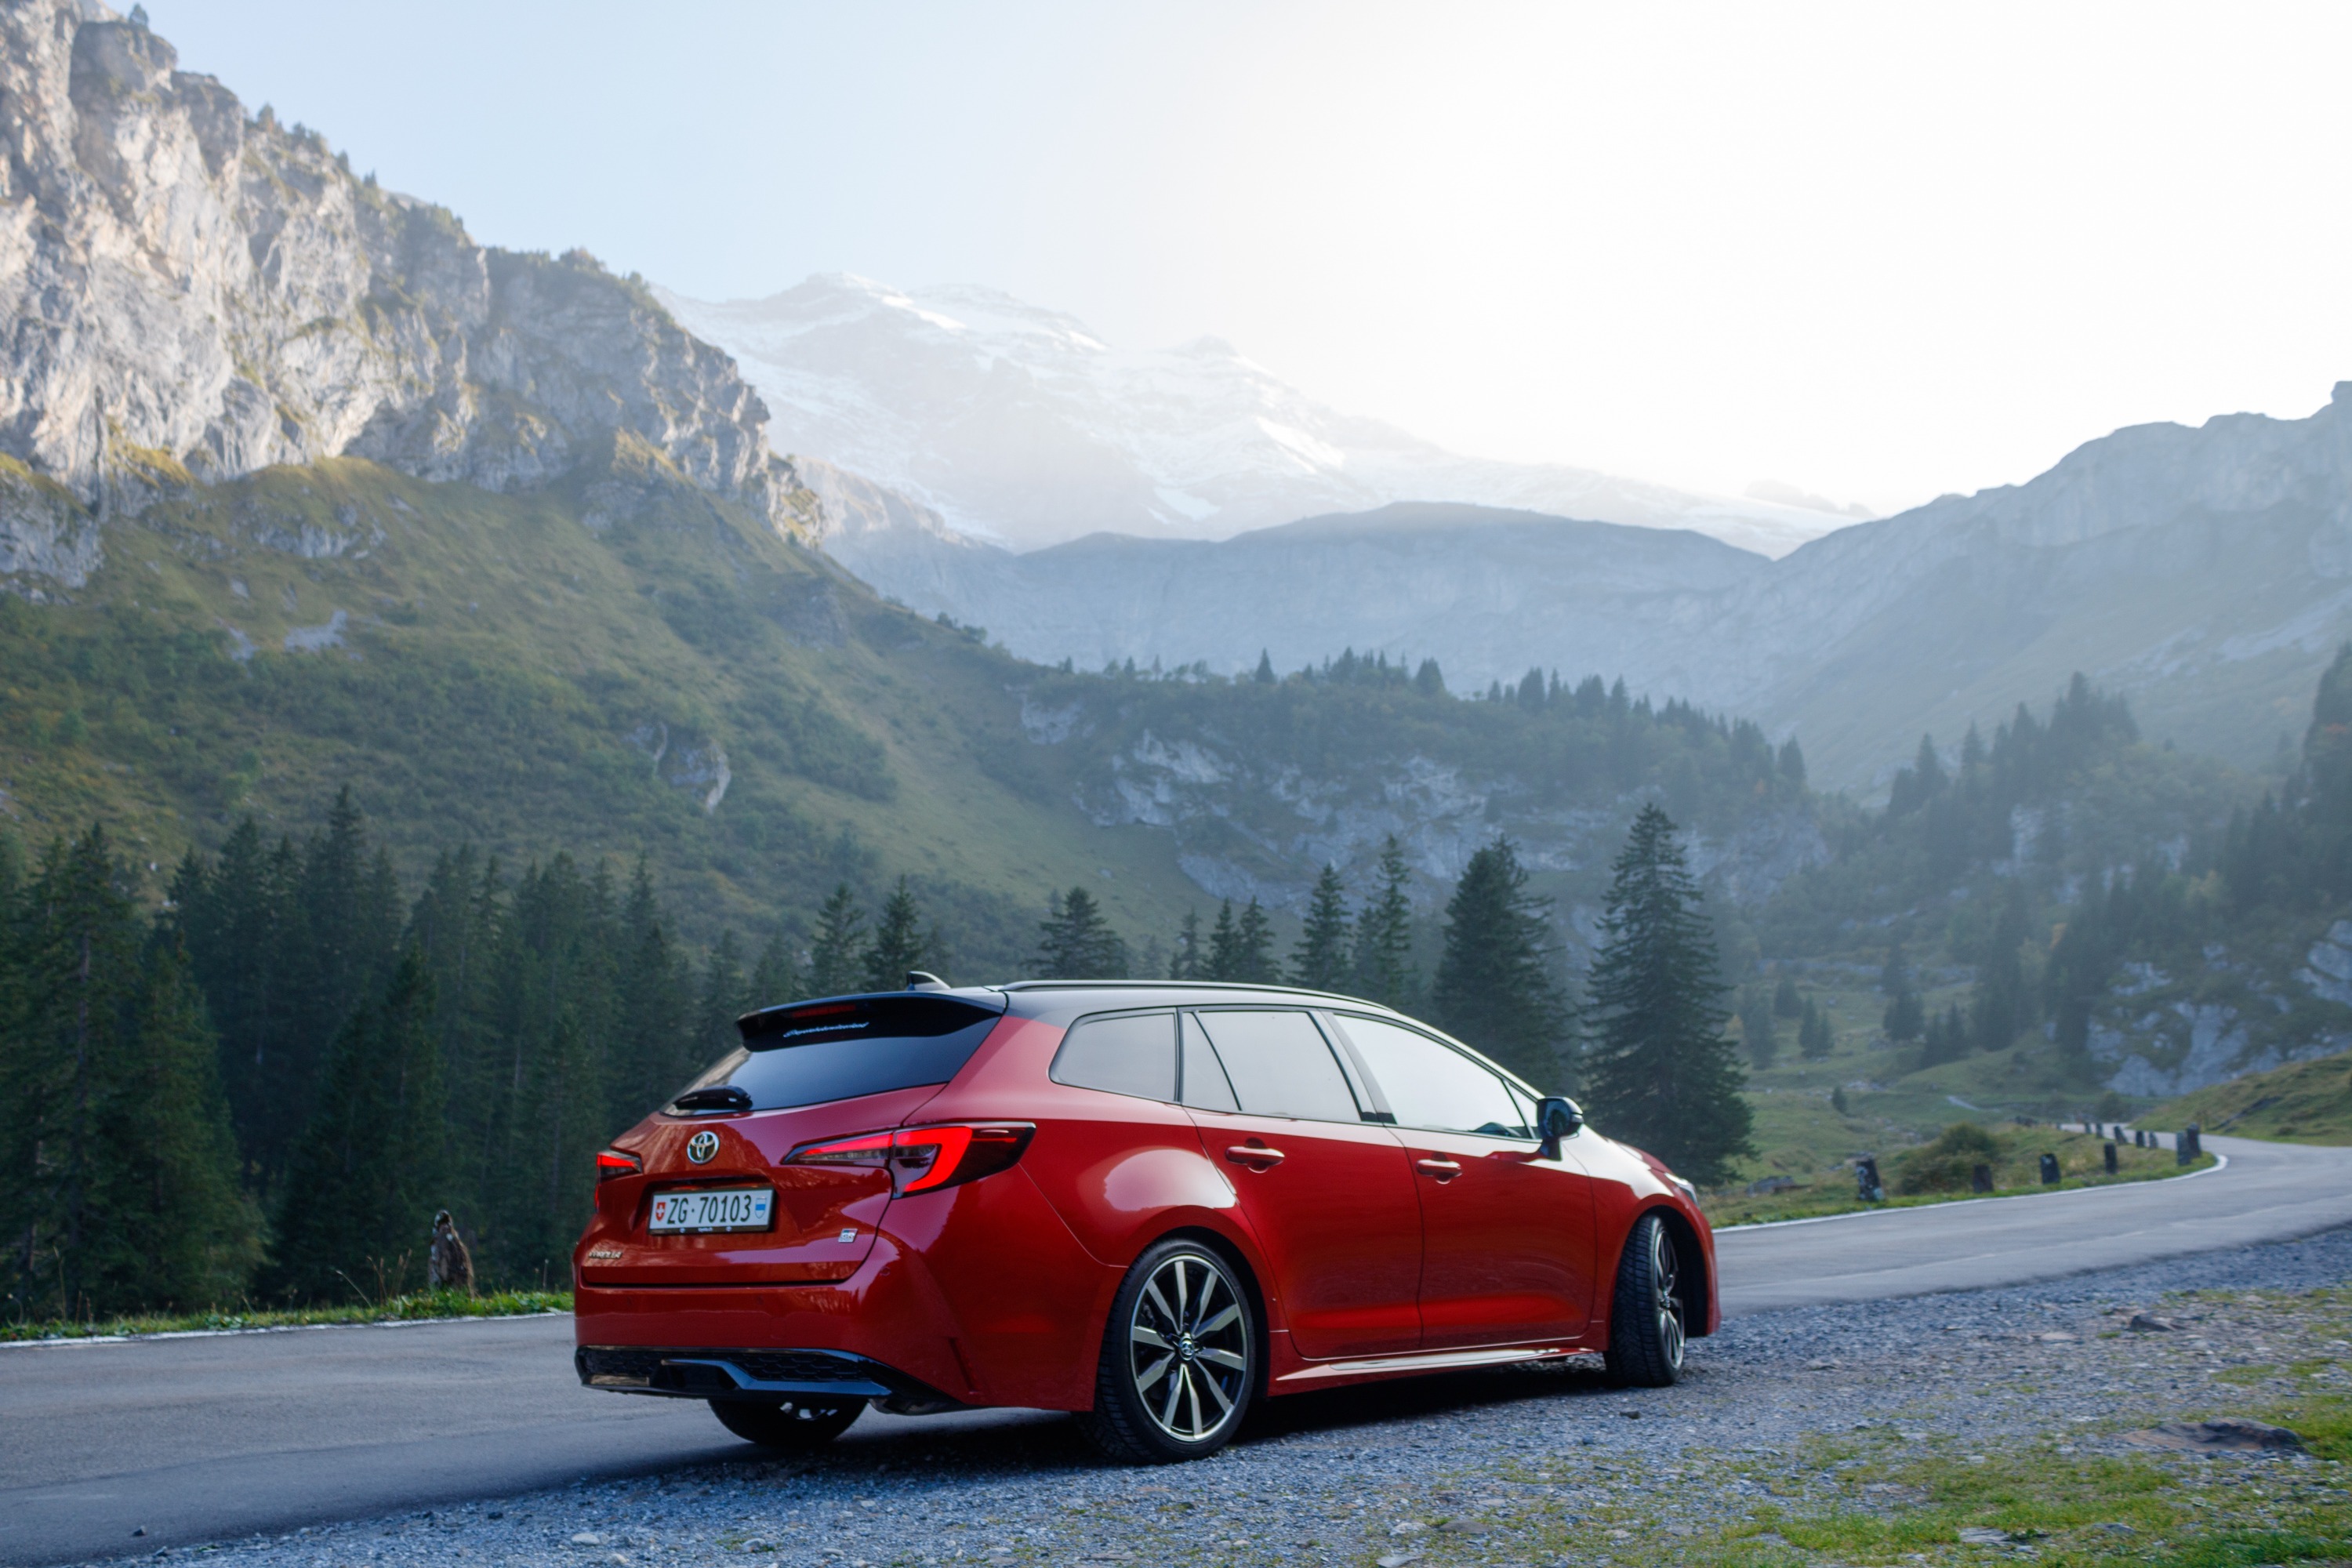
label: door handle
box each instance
[1225,1144,1286,1170]
[1414,1157,1462,1181]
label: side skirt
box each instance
[1270,1343,1586,1391]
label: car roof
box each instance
[733,981,1550,1099]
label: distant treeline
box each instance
[0,790,964,1322]
[1,779,1766,1321]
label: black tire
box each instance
[1603,1211,1688,1388]
[708,1396,864,1450]
[1079,1237,1257,1464]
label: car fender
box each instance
[1575,1132,1720,1340]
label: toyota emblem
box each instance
[685,1130,720,1165]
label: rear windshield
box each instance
[671,995,1003,1114]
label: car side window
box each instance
[1190,1009,1362,1123]
[1178,1011,1239,1112]
[1336,1015,1529,1138]
[1051,1011,1176,1101]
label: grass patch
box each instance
[2147,1048,2352,1145]
[0,1287,569,1342]
[1559,1420,2351,1566]
[1707,1127,2212,1227]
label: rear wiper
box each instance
[670,1085,753,1116]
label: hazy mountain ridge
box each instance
[660,274,1845,558]
[818,386,2352,786]
[0,0,815,574]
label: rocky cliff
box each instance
[0,0,814,586]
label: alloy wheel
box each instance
[1124,1251,1250,1442]
[1651,1221,1686,1370]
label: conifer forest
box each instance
[6,638,2350,1323]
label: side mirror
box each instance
[1537,1096,1584,1159]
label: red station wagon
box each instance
[574,980,1717,1463]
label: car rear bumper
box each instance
[574,1344,948,1403]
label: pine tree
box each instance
[1253,649,1276,684]
[1737,982,1778,1069]
[1968,882,2035,1052]
[1883,985,1926,1044]
[2,828,258,1316]
[1773,974,1802,1018]
[168,816,296,1192]
[750,931,804,1009]
[1231,898,1278,984]
[1798,998,1834,1060]
[1433,838,1570,1086]
[1580,804,1754,1185]
[1037,887,1127,978]
[267,951,448,1303]
[1920,1003,1968,1065]
[695,932,749,1056]
[2,826,146,1317]
[84,938,258,1312]
[1206,900,1240,978]
[1290,866,1353,991]
[861,877,928,990]
[606,857,690,1126]
[1169,909,1204,980]
[807,884,868,996]
[1205,897,1276,983]
[1350,836,1418,1008]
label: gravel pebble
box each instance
[96,1225,2352,1568]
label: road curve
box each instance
[1716,1132,2352,1313]
[5,1132,2349,1567]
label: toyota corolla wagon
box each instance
[573,980,1715,1463]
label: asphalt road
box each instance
[7,1131,2349,1567]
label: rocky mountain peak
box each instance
[0,0,815,567]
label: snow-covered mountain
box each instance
[659,274,1852,558]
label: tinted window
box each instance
[1051,1011,1176,1100]
[1338,1016,1529,1138]
[1192,1010,1360,1123]
[675,996,1001,1113]
[1178,1012,1238,1111]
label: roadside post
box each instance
[1970,1163,1994,1192]
[1855,1156,1885,1203]
[2038,1152,2061,1185]
[2104,1142,2119,1175]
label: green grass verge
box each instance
[2146,1048,2352,1145]
[1707,1125,2213,1228]
[0,1287,569,1342]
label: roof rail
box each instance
[995,978,1381,1007]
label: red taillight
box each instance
[595,1149,642,1183]
[785,1123,1034,1196]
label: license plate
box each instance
[648,1188,775,1234]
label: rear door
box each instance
[1328,1014,1596,1348]
[1179,1008,1422,1359]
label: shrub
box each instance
[1895,1121,2000,1194]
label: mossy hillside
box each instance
[0,453,1210,967]
[2145,1048,2352,1145]
[1700,970,2219,1223]
[1,453,1838,974]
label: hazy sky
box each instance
[155,1,2352,515]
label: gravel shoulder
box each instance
[92,1227,2352,1568]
